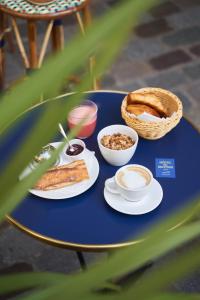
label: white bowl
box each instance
[97,125,139,166]
[64,139,86,162]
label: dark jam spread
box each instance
[66,144,84,156]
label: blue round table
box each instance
[5,91,200,252]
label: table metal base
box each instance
[76,251,87,270]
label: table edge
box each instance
[6,89,199,252]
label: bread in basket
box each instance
[121,87,183,140]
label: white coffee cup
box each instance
[97,125,138,166]
[105,164,153,202]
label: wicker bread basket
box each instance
[121,87,183,140]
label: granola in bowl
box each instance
[97,124,138,166]
[101,133,135,150]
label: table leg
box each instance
[76,251,87,270]
[27,20,38,69]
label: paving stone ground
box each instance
[0,0,200,296]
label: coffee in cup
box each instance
[105,164,153,202]
[116,166,151,190]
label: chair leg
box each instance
[81,4,100,90]
[51,19,64,53]
[0,12,5,91]
[0,46,5,92]
[27,20,38,69]
[5,16,15,53]
[51,19,80,86]
[38,20,54,68]
[82,3,92,27]
[11,18,29,70]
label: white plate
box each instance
[22,142,99,200]
[104,178,163,215]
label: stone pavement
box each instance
[104,0,200,129]
[0,0,200,296]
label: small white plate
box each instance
[104,178,163,215]
[22,142,99,200]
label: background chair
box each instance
[0,0,98,91]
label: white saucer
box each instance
[21,142,99,200]
[104,178,163,215]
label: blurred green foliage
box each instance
[0,0,200,299]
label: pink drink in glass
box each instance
[67,100,98,139]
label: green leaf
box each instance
[0,272,66,294]
[0,141,65,219]
[119,240,200,300]
[15,219,200,300]
[0,0,158,220]
[0,112,84,220]
[4,1,200,300]
[48,199,200,295]
[0,0,157,133]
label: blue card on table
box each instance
[155,158,176,178]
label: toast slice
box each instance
[34,160,89,191]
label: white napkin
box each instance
[128,112,176,122]
[137,112,163,122]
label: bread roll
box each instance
[126,104,161,117]
[127,93,159,104]
[127,92,167,117]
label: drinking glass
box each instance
[67,100,98,139]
